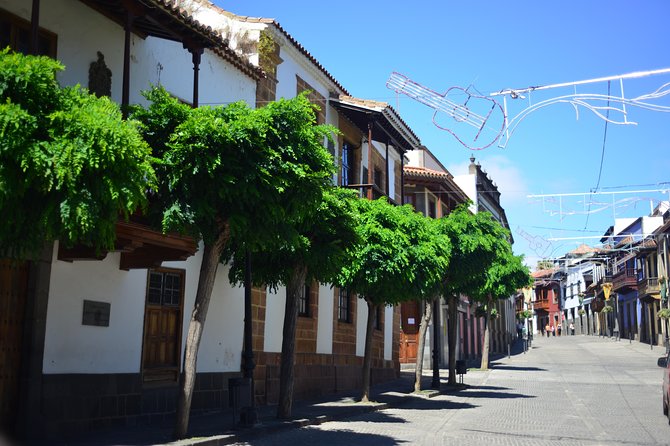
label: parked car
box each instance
[661,351,670,424]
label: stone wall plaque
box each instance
[82,300,110,327]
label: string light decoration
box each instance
[386,72,505,151]
[491,68,670,148]
[387,68,670,150]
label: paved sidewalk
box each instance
[56,334,660,446]
[55,361,492,446]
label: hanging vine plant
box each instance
[518,309,533,319]
[601,305,614,313]
[578,308,586,316]
[657,308,670,320]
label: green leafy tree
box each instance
[437,206,512,384]
[0,50,155,258]
[473,248,531,370]
[339,198,444,402]
[228,186,360,419]
[132,88,336,438]
[409,217,451,392]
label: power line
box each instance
[584,80,611,230]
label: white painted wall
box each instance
[264,286,286,353]
[0,0,255,110]
[384,305,393,360]
[45,241,248,375]
[316,284,334,354]
[44,243,147,374]
[453,174,477,213]
[162,259,245,373]
[132,38,256,108]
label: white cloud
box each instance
[447,154,529,208]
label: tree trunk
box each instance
[480,295,492,371]
[361,298,377,402]
[277,265,308,419]
[174,227,229,439]
[414,300,432,392]
[447,294,459,385]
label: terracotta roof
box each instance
[192,1,349,95]
[334,95,421,148]
[404,166,452,180]
[569,244,597,256]
[532,268,556,279]
[145,0,264,80]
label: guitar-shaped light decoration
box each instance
[386,72,506,150]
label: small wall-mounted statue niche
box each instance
[88,51,112,98]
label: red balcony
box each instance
[534,299,550,311]
[612,268,637,292]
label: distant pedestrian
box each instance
[557,325,562,336]
[551,325,555,336]
[545,323,550,337]
[569,322,575,335]
[522,325,528,352]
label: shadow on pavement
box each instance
[472,385,510,391]
[453,389,535,400]
[490,365,547,371]
[240,427,406,446]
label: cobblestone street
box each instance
[232,335,670,445]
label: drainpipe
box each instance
[30,0,40,55]
[122,8,135,118]
[385,141,390,198]
[400,154,405,205]
[367,120,373,200]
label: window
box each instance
[338,288,350,323]
[427,199,437,219]
[0,8,57,58]
[341,142,355,186]
[372,168,383,199]
[142,269,185,383]
[298,282,311,317]
[296,75,325,124]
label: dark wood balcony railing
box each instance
[342,183,398,205]
[596,274,613,286]
[612,268,637,291]
[638,277,660,298]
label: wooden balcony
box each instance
[638,277,660,299]
[612,268,637,292]
[533,299,550,311]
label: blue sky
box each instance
[216,0,670,268]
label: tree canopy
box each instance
[132,87,338,438]
[338,198,450,401]
[132,87,336,249]
[0,50,155,257]
[339,198,448,305]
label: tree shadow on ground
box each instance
[240,427,406,445]
[452,389,535,399]
[335,397,478,425]
[489,365,547,371]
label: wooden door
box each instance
[0,259,28,433]
[142,269,183,382]
[399,301,419,363]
